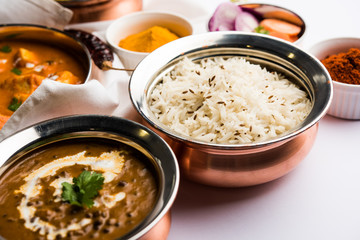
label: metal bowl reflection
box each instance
[129,32,332,187]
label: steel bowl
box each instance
[207,3,306,45]
[0,24,94,129]
[129,31,333,187]
[0,115,179,240]
[0,24,92,82]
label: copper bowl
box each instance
[57,0,143,23]
[0,115,179,239]
[129,32,333,187]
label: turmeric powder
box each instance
[119,26,179,53]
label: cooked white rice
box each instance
[149,56,312,144]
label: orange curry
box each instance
[0,40,87,129]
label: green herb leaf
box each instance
[254,26,270,35]
[11,68,22,75]
[61,171,104,208]
[61,182,82,206]
[0,45,11,53]
[8,97,22,111]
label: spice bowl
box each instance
[0,115,179,240]
[308,37,360,120]
[129,31,332,187]
[105,11,193,70]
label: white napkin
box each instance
[0,0,73,29]
[0,0,139,140]
[0,80,117,139]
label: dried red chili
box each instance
[64,29,114,70]
[321,48,360,85]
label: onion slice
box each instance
[208,2,243,31]
[235,11,259,32]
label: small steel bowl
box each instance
[207,3,306,45]
[0,115,179,240]
[129,32,333,187]
[0,24,92,82]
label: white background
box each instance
[140,0,360,239]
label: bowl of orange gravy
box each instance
[0,24,92,129]
[0,115,179,240]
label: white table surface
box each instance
[73,0,360,239]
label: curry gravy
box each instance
[0,40,87,128]
[0,139,158,240]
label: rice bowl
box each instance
[129,32,332,187]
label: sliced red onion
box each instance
[208,2,243,31]
[234,11,259,32]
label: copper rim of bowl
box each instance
[56,0,109,7]
[0,115,180,240]
[129,31,333,150]
[0,23,92,83]
[207,3,307,45]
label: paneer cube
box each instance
[13,48,39,68]
[1,74,45,102]
[55,71,80,84]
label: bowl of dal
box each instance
[0,115,179,240]
[129,31,332,187]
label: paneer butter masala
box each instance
[0,40,87,128]
[0,139,158,240]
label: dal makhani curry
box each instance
[0,139,158,240]
[0,40,87,129]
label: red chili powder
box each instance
[321,48,360,85]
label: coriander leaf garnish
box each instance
[0,45,11,53]
[61,182,81,206]
[11,68,22,75]
[61,171,104,208]
[7,97,22,111]
[254,26,270,35]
